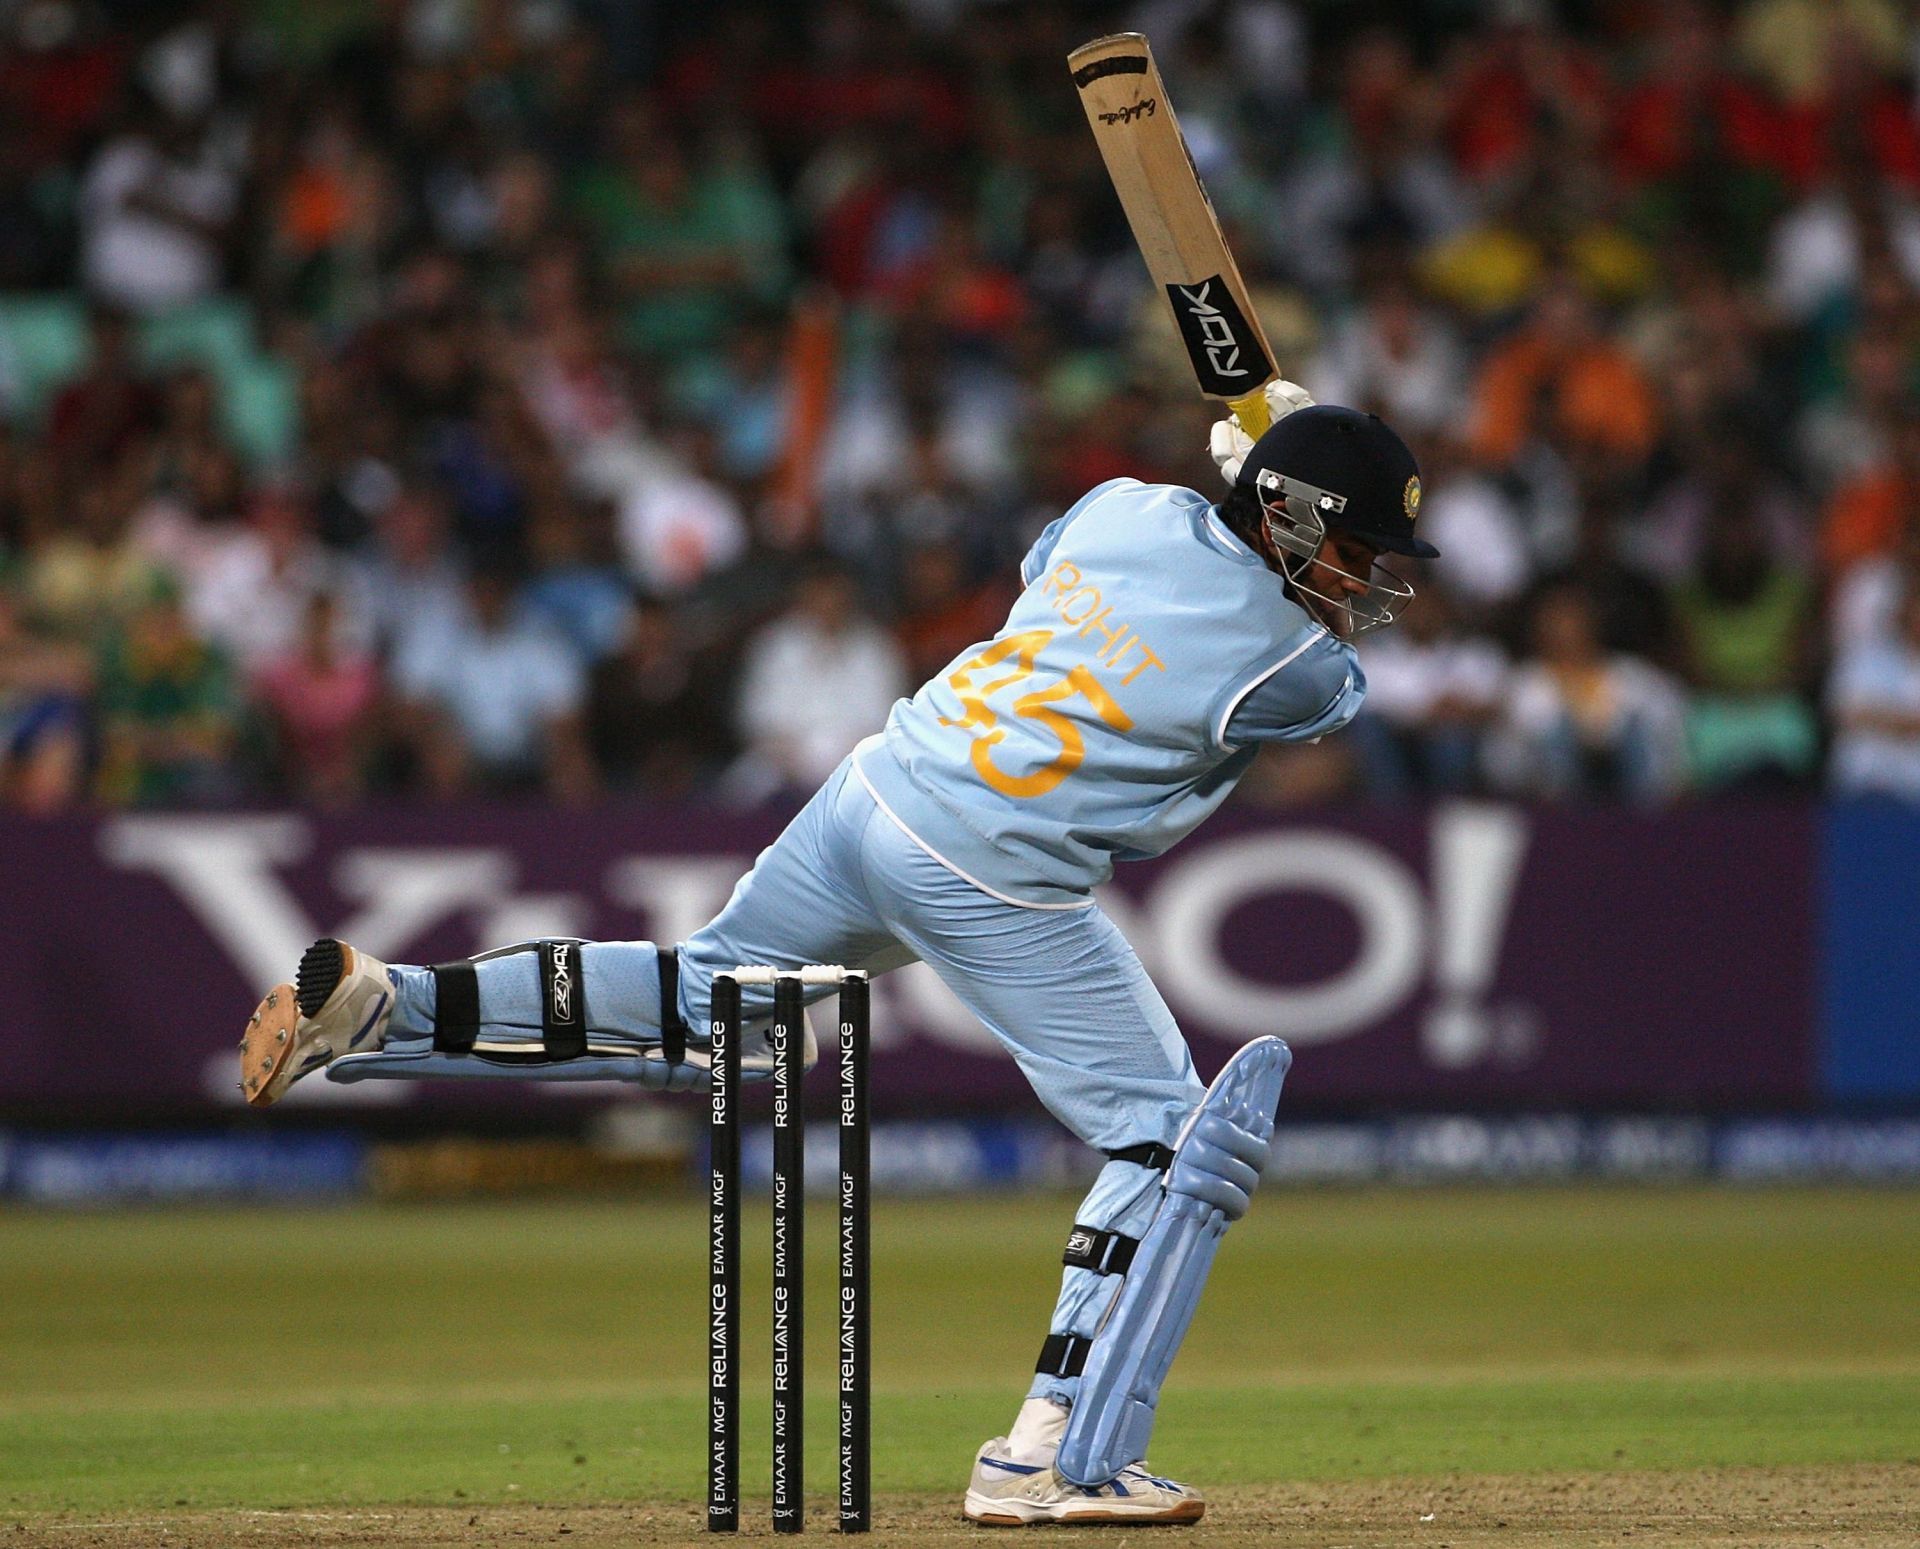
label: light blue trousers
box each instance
[387,758,1208,1405]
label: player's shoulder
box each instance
[1293,627,1363,693]
[1072,475,1170,512]
[1072,476,1213,510]
[1072,477,1233,543]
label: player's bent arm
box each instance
[1220,638,1367,749]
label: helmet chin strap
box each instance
[1252,469,1413,635]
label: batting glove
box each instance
[1207,379,1314,486]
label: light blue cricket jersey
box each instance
[855,478,1364,906]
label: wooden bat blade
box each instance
[1069,32,1277,427]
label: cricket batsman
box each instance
[239,385,1436,1525]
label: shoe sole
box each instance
[963,1496,1204,1527]
[238,983,302,1108]
[238,940,356,1108]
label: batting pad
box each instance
[326,1043,708,1092]
[1055,1035,1290,1485]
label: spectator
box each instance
[182,479,336,675]
[252,591,379,806]
[1610,2,1787,270]
[588,596,731,796]
[93,574,241,806]
[683,310,793,484]
[1830,572,1920,799]
[1276,28,1467,298]
[77,101,239,313]
[475,151,563,321]
[393,562,592,800]
[1821,409,1920,576]
[0,581,89,812]
[430,378,543,555]
[1351,582,1508,795]
[0,0,126,185]
[44,305,160,464]
[1797,316,1912,497]
[342,483,468,663]
[1630,257,1786,502]
[516,298,670,503]
[581,126,789,370]
[730,559,906,801]
[127,439,247,591]
[1560,487,1674,662]
[20,453,163,639]
[297,359,403,551]
[1669,500,1820,789]
[1310,272,1468,439]
[521,493,634,665]
[614,423,750,597]
[1409,436,1532,615]
[1487,583,1689,802]
[1632,430,1811,585]
[1466,272,1659,470]
[1766,162,1920,325]
[1441,10,1609,189]
[1737,0,1906,116]
[1832,523,1920,655]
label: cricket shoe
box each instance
[239,939,394,1107]
[962,1437,1204,1526]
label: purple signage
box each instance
[0,802,1817,1120]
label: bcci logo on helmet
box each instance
[1404,476,1422,522]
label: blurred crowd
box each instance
[5,0,1920,813]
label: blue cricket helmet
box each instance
[1235,405,1438,560]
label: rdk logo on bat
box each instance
[1166,276,1273,395]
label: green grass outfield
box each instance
[1,1187,1916,1524]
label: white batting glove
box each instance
[1208,379,1315,485]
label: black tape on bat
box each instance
[1073,54,1148,88]
[1165,275,1273,398]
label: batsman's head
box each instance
[1231,405,1437,636]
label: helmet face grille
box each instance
[1253,470,1413,635]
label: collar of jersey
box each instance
[1202,505,1261,564]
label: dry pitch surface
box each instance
[2,1189,1916,1547]
[15,1469,1920,1548]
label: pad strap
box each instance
[1035,1333,1092,1378]
[1105,1141,1174,1172]
[430,961,479,1053]
[1062,1224,1140,1276]
[657,946,688,1065]
[538,940,588,1060]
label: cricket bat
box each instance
[1068,32,1280,436]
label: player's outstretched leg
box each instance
[239,761,909,1104]
[240,938,396,1107]
[238,934,692,1103]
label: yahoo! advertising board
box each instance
[0,800,1849,1119]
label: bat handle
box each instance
[1228,389,1271,439]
